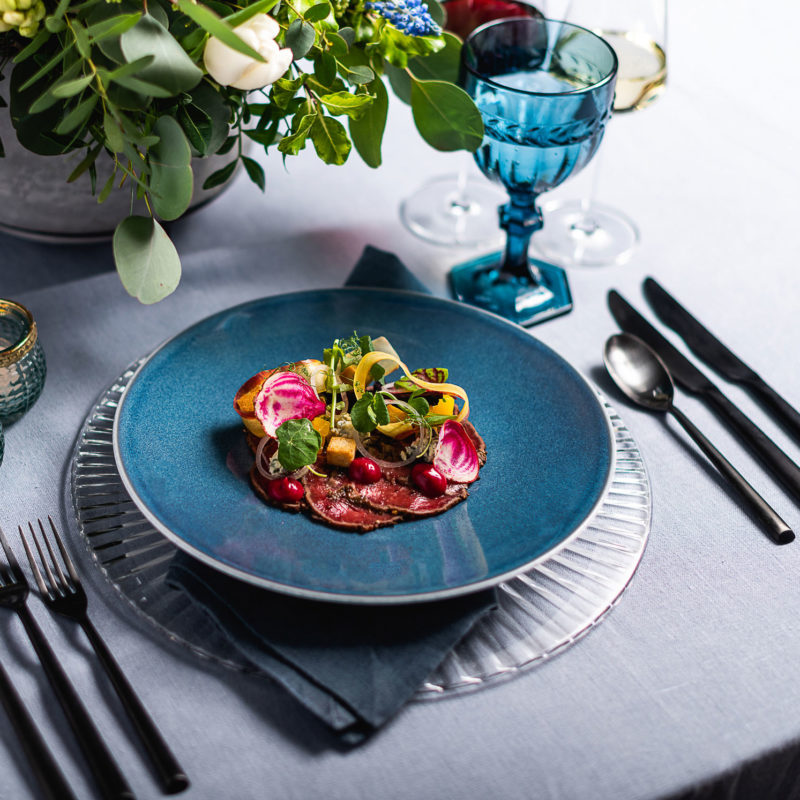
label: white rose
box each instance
[203,14,293,91]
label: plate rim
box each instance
[113,287,617,605]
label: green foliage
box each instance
[113,216,182,304]
[275,419,322,471]
[0,0,483,304]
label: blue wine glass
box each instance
[450,17,618,325]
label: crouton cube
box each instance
[326,436,356,467]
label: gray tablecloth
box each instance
[2,1,800,797]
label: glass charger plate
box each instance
[69,362,651,698]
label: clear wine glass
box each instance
[450,17,617,325]
[399,0,544,248]
[533,0,667,267]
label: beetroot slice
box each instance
[433,420,480,483]
[254,371,326,437]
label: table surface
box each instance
[2,1,800,798]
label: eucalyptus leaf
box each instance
[113,216,182,304]
[349,77,387,168]
[410,78,484,152]
[310,114,350,165]
[337,26,355,47]
[103,113,126,153]
[50,74,94,99]
[121,14,204,95]
[285,19,315,60]
[85,13,142,42]
[149,115,194,221]
[67,142,103,183]
[341,64,374,85]
[55,94,98,134]
[305,2,331,22]
[10,60,76,155]
[182,81,231,155]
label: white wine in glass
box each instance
[533,0,667,267]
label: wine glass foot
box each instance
[400,174,506,247]
[535,200,640,267]
[449,252,573,326]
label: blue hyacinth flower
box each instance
[365,0,441,36]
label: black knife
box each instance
[608,290,800,505]
[643,276,800,444]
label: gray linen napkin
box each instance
[166,245,496,744]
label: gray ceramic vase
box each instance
[0,83,237,242]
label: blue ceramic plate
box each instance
[114,289,614,604]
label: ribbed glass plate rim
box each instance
[68,361,651,700]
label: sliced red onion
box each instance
[433,420,479,483]
[254,435,308,480]
[254,371,326,437]
[351,397,431,468]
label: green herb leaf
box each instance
[407,31,461,84]
[149,115,194,221]
[275,418,322,471]
[310,113,350,164]
[113,216,182,304]
[408,395,429,417]
[349,76,387,168]
[277,112,315,155]
[318,90,373,119]
[373,392,390,425]
[201,159,238,190]
[350,393,378,433]
[410,77,484,152]
[241,155,266,191]
[394,367,449,391]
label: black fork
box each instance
[0,524,135,800]
[21,518,189,795]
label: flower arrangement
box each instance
[0,0,482,302]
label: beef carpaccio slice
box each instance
[345,465,468,516]
[302,470,399,531]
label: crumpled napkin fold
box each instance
[166,244,496,744]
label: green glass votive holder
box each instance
[0,299,47,424]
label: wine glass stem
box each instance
[499,194,543,283]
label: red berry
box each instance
[411,463,447,497]
[267,476,304,503]
[348,457,382,484]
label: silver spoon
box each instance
[604,333,794,545]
